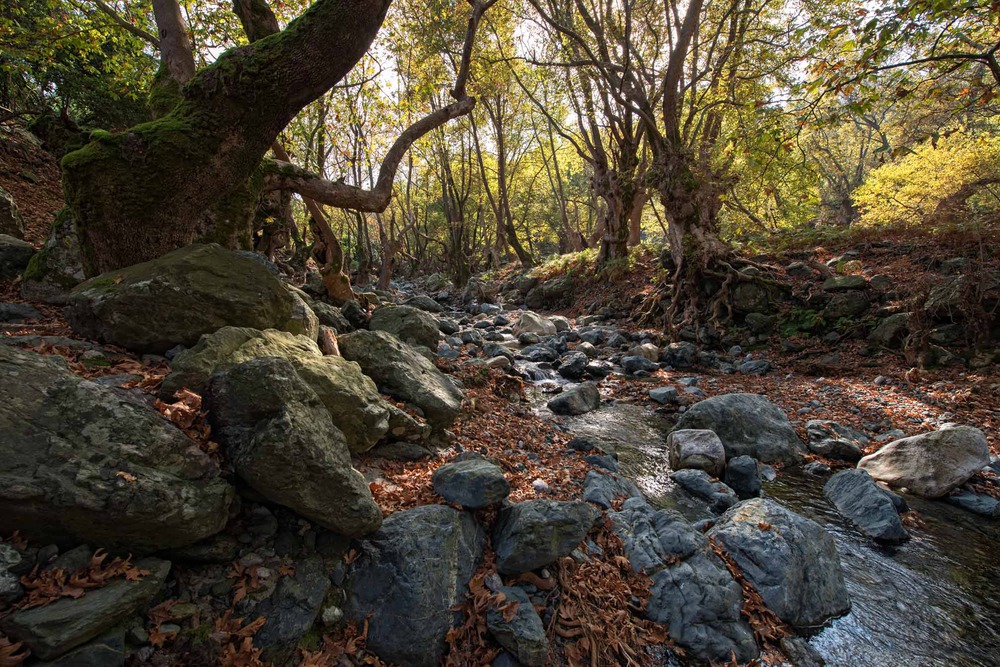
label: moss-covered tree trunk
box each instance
[62,0,390,276]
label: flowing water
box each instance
[527,378,1000,667]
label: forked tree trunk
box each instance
[62,0,391,276]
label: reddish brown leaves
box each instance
[17,550,149,610]
[0,635,29,667]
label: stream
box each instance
[525,376,1000,667]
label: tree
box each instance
[58,0,495,302]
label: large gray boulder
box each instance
[163,327,390,453]
[610,498,757,663]
[708,499,850,629]
[207,356,382,536]
[20,212,86,303]
[667,429,726,476]
[0,233,35,281]
[0,346,233,552]
[66,244,318,353]
[339,329,464,429]
[823,470,909,543]
[868,313,910,348]
[370,304,441,350]
[492,500,598,575]
[670,469,739,513]
[546,382,601,416]
[513,311,556,337]
[806,420,868,462]
[432,458,510,509]
[673,394,806,464]
[345,505,485,667]
[253,556,330,664]
[858,425,990,498]
[1,557,170,661]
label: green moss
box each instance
[148,65,184,118]
[297,626,324,652]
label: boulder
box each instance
[253,556,330,664]
[207,357,382,536]
[724,456,761,499]
[610,498,757,663]
[805,420,868,462]
[493,500,598,575]
[405,294,444,313]
[0,302,42,323]
[823,291,870,320]
[66,244,317,353]
[339,329,464,429]
[370,304,442,350]
[731,282,769,315]
[708,499,850,629]
[648,386,679,405]
[0,186,24,238]
[667,429,726,477]
[670,469,739,513]
[582,470,643,510]
[524,277,573,310]
[673,393,806,464]
[858,426,990,498]
[868,313,909,348]
[345,505,485,667]
[944,488,1000,518]
[1,558,169,661]
[0,346,233,552]
[822,275,867,291]
[31,626,125,667]
[660,342,697,368]
[823,470,909,543]
[432,458,510,509]
[621,355,659,374]
[0,233,35,281]
[557,351,588,380]
[486,586,548,666]
[20,212,86,304]
[513,311,557,337]
[162,327,390,453]
[546,382,600,416]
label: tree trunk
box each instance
[63,0,391,276]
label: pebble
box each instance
[531,479,550,494]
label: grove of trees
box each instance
[1,0,997,323]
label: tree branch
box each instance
[91,0,160,47]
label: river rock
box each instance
[622,355,659,374]
[673,393,806,464]
[858,425,990,498]
[370,304,441,350]
[163,327,390,453]
[667,429,726,477]
[557,351,588,380]
[0,233,35,281]
[823,291,870,319]
[670,469,739,513]
[0,302,42,323]
[405,294,444,313]
[822,275,867,291]
[546,381,600,416]
[253,556,330,664]
[486,585,548,666]
[513,311,556,337]
[610,498,757,662]
[944,487,1000,518]
[524,277,573,310]
[31,626,125,667]
[432,458,510,509]
[339,329,464,428]
[66,244,317,353]
[708,499,850,629]
[806,420,868,462]
[0,345,233,551]
[582,470,643,510]
[823,469,909,543]
[493,500,598,575]
[345,505,485,667]
[660,342,698,368]
[1,558,170,660]
[207,356,381,536]
[724,456,762,499]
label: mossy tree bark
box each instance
[62,0,392,276]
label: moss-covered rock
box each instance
[66,244,317,353]
[0,187,24,239]
[0,345,234,552]
[0,234,35,281]
[20,209,87,303]
[162,327,389,453]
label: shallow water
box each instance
[528,382,1000,666]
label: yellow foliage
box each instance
[853,128,1000,228]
